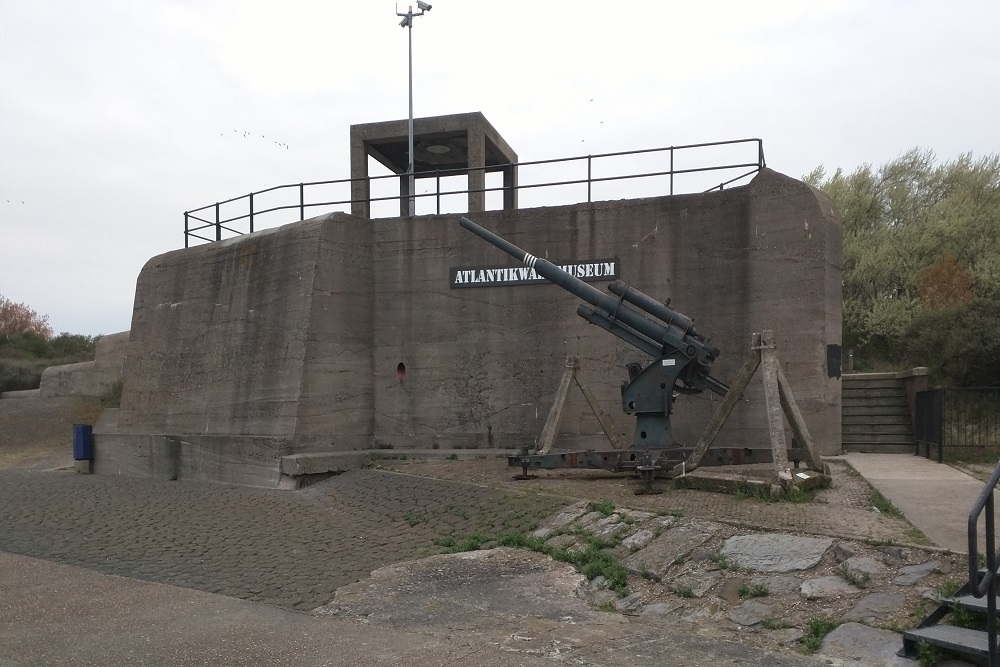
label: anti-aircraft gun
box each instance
[458,216,742,482]
[459,216,827,491]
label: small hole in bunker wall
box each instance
[396,362,406,380]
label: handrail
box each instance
[184,138,765,247]
[968,459,1000,664]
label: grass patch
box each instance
[709,551,738,571]
[916,640,943,667]
[673,583,694,598]
[587,500,616,517]
[836,563,870,588]
[870,489,904,518]
[403,511,424,526]
[739,582,770,598]
[761,617,793,630]
[446,453,458,460]
[801,615,840,653]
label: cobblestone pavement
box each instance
[0,468,567,611]
[379,457,928,545]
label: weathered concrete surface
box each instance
[96,215,375,485]
[0,550,825,667]
[374,168,841,455]
[721,534,833,573]
[37,331,129,398]
[99,167,841,486]
[844,453,985,552]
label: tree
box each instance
[0,295,54,338]
[805,150,1000,383]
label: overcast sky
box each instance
[1,0,998,336]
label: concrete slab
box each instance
[842,453,986,553]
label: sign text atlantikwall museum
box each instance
[449,258,619,288]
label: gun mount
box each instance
[459,216,826,493]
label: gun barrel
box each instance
[607,280,698,339]
[459,217,672,353]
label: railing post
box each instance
[299,183,305,221]
[215,203,221,242]
[436,170,440,215]
[670,147,674,196]
[184,212,189,248]
[249,193,254,234]
[587,155,592,203]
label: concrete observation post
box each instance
[350,112,518,217]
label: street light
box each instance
[396,3,431,217]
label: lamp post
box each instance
[397,3,431,217]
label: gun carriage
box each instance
[459,216,822,491]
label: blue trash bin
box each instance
[73,424,93,461]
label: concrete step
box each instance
[842,387,908,400]
[842,422,914,436]
[842,432,915,445]
[903,625,988,663]
[843,443,916,453]
[842,395,910,409]
[841,442,915,454]
[841,404,911,418]
[842,414,912,427]
[842,377,907,390]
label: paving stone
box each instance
[576,511,605,527]
[895,560,940,585]
[799,576,859,599]
[750,574,800,595]
[538,500,590,531]
[591,515,626,537]
[671,571,720,598]
[844,592,906,621]
[623,526,715,579]
[841,555,887,577]
[621,529,655,551]
[819,622,911,666]
[728,600,771,626]
[769,627,805,646]
[720,534,833,573]
[616,591,643,615]
[618,509,655,522]
[877,545,910,565]
[642,600,684,617]
[546,534,578,549]
[718,577,743,604]
[832,542,855,563]
[680,599,720,622]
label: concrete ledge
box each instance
[280,449,517,476]
[0,389,40,399]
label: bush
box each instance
[906,298,1000,386]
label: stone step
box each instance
[903,624,988,663]
[842,387,908,401]
[841,432,915,445]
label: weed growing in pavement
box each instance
[836,563,870,588]
[673,583,694,598]
[800,615,840,654]
[656,509,684,518]
[936,578,962,599]
[870,489,904,517]
[596,600,617,612]
[709,551,738,571]
[916,640,943,667]
[433,534,489,552]
[738,582,770,598]
[446,453,458,460]
[587,500,616,516]
[761,617,793,630]
[403,511,424,526]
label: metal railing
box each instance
[183,138,765,247]
[916,388,1000,462]
[968,459,1000,665]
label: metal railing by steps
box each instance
[902,457,1000,664]
[842,373,917,453]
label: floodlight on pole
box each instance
[395,3,431,217]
